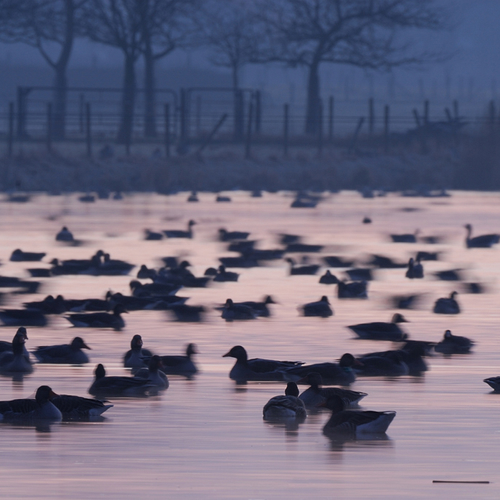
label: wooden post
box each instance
[349,117,364,153]
[86,102,92,158]
[317,99,323,156]
[283,103,289,157]
[424,100,429,124]
[164,103,171,158]
[245,96,254,159]
[195,113,228,160]
[368,97,374,134]
[384,104,390,153]
[328,96,334,142]
[8,102,14,157]
[79,93,85,134]
[179,88,188,152]
[46,102,52,153]
[255,90,261,134]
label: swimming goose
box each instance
[159,343,198,376]
[213,265,239,282]
[345,268,373,281]
[337,280,368,299]
[0,386,61,421]
[484,377,500,392]
[300,296,333,317]
[0,308,48,327]
[133,356,169,390]
[218,228,250,241]
[123,334,154,369]
[170,304,206,322]
[321,395,396,437]
[0,327,29,356]
[55,226,74,242]
[187,191,199,202]
[144,229,163,241]
[319,270,339,284]
[65,304,127,330]
[88,364,156,397]
[221,299,256,321]
[286,258,320,275]
[434,330,473,354]
[34,337,91,364]
[263,382,307,420]
[51,394,113,419]
[347,313,408,341]
[10,249,46,262]
[298,372,367,408]
[280,353,359,386]
[163,219,196,239]
[22,295,67,315]
[433,291,460,314]
[390,230,418,243]
[222,345,303,383]
[354,350,409,377]
[0,328,33,373]
[236,296,276,317]
[405,257,424,279]
[464,224,499,248]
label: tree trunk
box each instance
[143,40,157,138]
[117,53,136,144]
[52,67,67,140]
[305,62,321,135]
[232,65,244,141]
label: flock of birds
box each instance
[0,195,498,440]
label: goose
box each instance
[354,350,409,377]
[65,304,127,330]
[144,229,163,241]
[213,265,239,282]
[187,191,199,202]
[22,295,67,315]
[169,304,206,322]
[123,334,154,369]
[51,394,113,419]
[285,242,324,253]
[280,353,359,386]
[216,193,231,202]
[390,230,418,243]
[286,258,320,275]
[337,280,368,299]
[368,255,407,269]
[133,356,169,391]
[10,249,46,262]
[434,330,473,354]
[347,313,408,341]
[221,299,256,321]
[300,296,333,318]
[34,337,91,364]
[263,382,307,420]
[298,372,367,408]
[88,364,156,397]
[321,395,396,437]
[163,219,196,239]
[389,293,424,310]
[345,268,373,281]
[405,257,424,279]
[464,224,499,248]
[236,296,276,317]
[322,256,355,268]
[319,270,339,284]
[222,345,303,383]
[136,265,157,279]
[0,308,47,327]
[218,228,250,241]
[0,386,61,421]
[0,328,33,373]
[0,327,30,356]
[55,226,74,242]
[159,343,198,376]
[484,377,500,392]
[433,269,462,281]
[433,291,460,314]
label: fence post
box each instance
[283,103,289,158]
[368,97,374,134]
[384,104,390,153]
[328,96,334,142]
[178,88,188,154]
[255,90,261,134]
[233,89,244,142]
[164,103,171,158]
[46,102,52,153]
[16,86,28,139]
[349,117,364,153]
[8,102,14,157]
[245,95,254,159]
[317,99,323,157]
[86,102,92,158]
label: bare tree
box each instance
[256,0,447,134]
[0,0,87,139]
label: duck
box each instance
[298,372,367,408]
[319,270,339,284]
[337,280,368,299]
[65,304,127,330]
[347,313,408,341]
[321,395,396,438]
[10,249,46,262]
[218,228,250,241]
[300,296,333,317]
[434,330,473,354]
[280,353,359,386]
[159,343,198,376]
[263,382,307,420]
[464,223,499,248]
[0,308,48,327]
[433,291,460,314]
[0,327,33,373]
[55,226,74,242]
[0,386,61,421]
[133,356,169,391]
[123,334,154,369]
[222,345,303,383]
[213,265,239,282]
[354,350,409,377]
[484,377,500,392]
[286,258,320,275]
[221,299,256,321]
[33,337,91,364]
[88,364,156,397]
[51,394,113,419]
[163,219,196,238]
[405,257,424,279]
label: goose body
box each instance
[263,382,307,420]
[434,330,473,354]
[163,219,195,239]
[319,270,339,284]
[159,343,198,376]
[223,345,303,383]
[218,228,250,241]
[51,394,113,419]
[347,313,408,341]
[55,226,74,242]
[10,249,46,262]
[213,265,239,282]
[65,304,127,330]
[0,328,33,373]
[484,377,500,392]
[0,386,61,421]
[465,224,499,248]
[236,296,276,317]
[123,335,154,369]
[34,337,90,364]
[89,364,156,397]
[390,231,418,243]
[286,258,320,275]
[433,291,460,314]
[300,296,333,317]
[133,356,169,390]
[0,309,47,327]
[337,280,368,299]
[405,257,424,279]
[355,351,409,377]
[221,299,256,321]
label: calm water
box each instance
[0,190,499,499]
